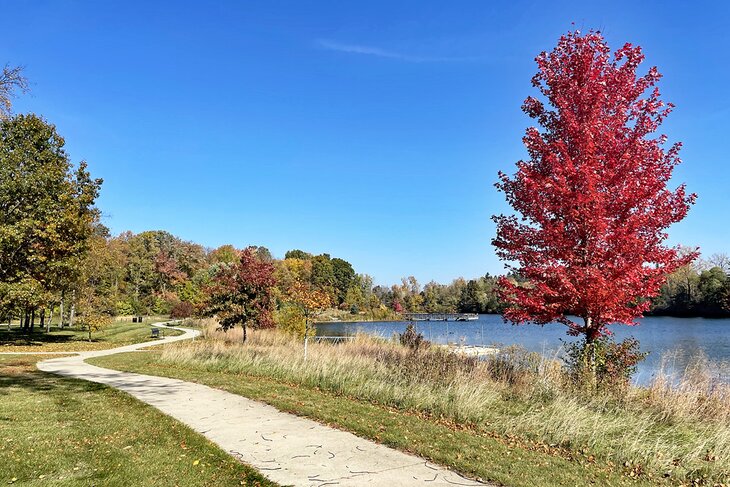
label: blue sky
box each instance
[2,1,728,285]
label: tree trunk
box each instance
[30,309,35,333]
[23,311,29,331]
[303,319,310,361]
[583,317,598,388]
[686,276,692,305]
[59,296,65,329]
[40,308,46,331]
[47,306,54,333]
[242,324,247,343]
[69,292,75,328]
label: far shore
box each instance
[317,311,730,324]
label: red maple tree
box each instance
[492,30,696,342]
[204,246,276,342]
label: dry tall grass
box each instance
[161,321,730,483]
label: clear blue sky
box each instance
[2,1,728,285]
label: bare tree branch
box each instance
[0,64,29,118]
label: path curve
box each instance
[37,322,489,487]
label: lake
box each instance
[315,315,730,385]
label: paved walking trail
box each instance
[33,322,488,487]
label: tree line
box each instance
[8,203,724,334]
[650,252,730,318]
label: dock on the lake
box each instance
[403,313,479,322]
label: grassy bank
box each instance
[0,317,180,352]
[0,354,274,486]
[92,350,641,486]
[90,323,730,485]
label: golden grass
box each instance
[159,321,730,484]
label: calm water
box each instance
[315,315,730,385]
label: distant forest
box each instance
[40,229,729,322]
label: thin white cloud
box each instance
[316,39,480,63]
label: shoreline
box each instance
[317,312,730,324]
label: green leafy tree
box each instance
[422,281,446,313]
[0,277,47,329]
[344,284,365,312]
[0,114,101,327]
[284,249,312,260]
[331,257,355,305]
[698,267,728,314]
[458,280,484,313]
[311,254,335,299]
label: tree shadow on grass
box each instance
[0,368,107,395]
[0,328,93,347]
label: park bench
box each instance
[151,328,160,338]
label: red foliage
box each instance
[154,251,186,286]
[170,301,195,319]
[203,247,276,337]
[492,31,697,340]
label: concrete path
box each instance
[36,322,489,487]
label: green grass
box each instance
[0,317,181,352]
[91,349,661,487]
[0,354,275,486]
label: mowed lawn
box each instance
[0,318,181,352]
[0,355,275,486]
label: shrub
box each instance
[485,345,542,385]
[398,323,428,350]
[564,336,648,390]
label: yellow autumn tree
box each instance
[285,280,330,360]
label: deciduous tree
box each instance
[0,114,102,327]
[331,257,355,305]
[284,280,331,360]
[493,31,696,347]
[203,247,276,343]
